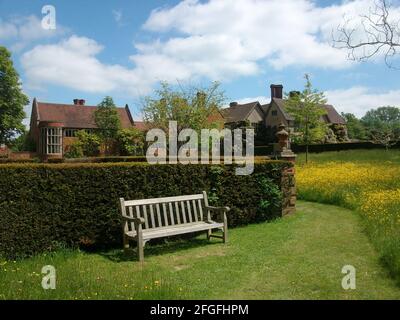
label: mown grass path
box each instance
[1,201,399,299]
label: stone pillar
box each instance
[275,123,297,216]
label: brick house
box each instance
[223,84,347,143]
[29,98,139,159]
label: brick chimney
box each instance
[270,84,283,99]
[73,99,85,105]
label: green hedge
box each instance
[0,161,291,258]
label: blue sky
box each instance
[1,0,400,125]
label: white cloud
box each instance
[21,36,145,94]
[139,0,361,76]
[0,15,67,51]
[235,96,270,105]
[326,87,400,117]
[20,0,400,99]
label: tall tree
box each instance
[333,0,400,68]
[361,106,400,149]
[285,74,327,163]
[341,112,367,140]
[0,46,29,144]
[94,96,121,154]
[142,81,225,134]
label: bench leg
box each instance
[223,224,228,243]
[123,235,130,254]
[137,237,144,262]
[223,213,228,243]
[207,229,212,240]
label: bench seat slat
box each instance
[163,203,168,226]
[125,221,224,240]
[198,199,204,221]
[149,205,155,228]
[143,205,149,229]
[169,202,175,225]
[181,201,187,223]
[175,202,181,224]
[156,204,162,227]
[192,200,198,222]
[124,194,204,207]
[186,201,192,223]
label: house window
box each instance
[64,129,78,137]
[271,110,278,116]
[41,127,62,154]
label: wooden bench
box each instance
[119,191,230,262]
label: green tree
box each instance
[142,81,225,134]
[73,130,101,157]
[10,130,36,152]
[341,113,367,140]
[0,46,29,144]
[285,74,327,163]
[361,106,400,133]
[116,128,145,156]
[94,96,121,154]
[361,106,400,150]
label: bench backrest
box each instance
[120,191,210,232]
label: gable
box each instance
[222,101,264,123]
[265,100,292,127]
[247,105,264,123]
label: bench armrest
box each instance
[204,206,230,224]
[122,214,145,225]
[204,206,230,213]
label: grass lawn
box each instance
[296,148,400,285]
[1,201,399,300]
[296,148,400,165]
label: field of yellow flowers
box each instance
[297,150,400,283]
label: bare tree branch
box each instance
[333,0,400,68]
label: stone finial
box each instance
[276,123,289,152]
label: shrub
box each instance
[0,161,291,258]
[75,130,101,157]
[116,128,145,156]
[64,143,84,159]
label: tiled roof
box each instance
[271,98,295,121]
[36,102,134,129]
[132,121,148,131]
[272,98,346,124]
[323,104,346,124]
[222,102,260,122]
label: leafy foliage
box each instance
[0,161,291,258]
[142,81,225,134]
[285,74,327,162]
[0,46,29,144]
[94,96,121,154]
[10,131,36,152]
[362,106,400,150]
[116,128,145,156]
[65,130,101,158]
[341,112,367,140]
